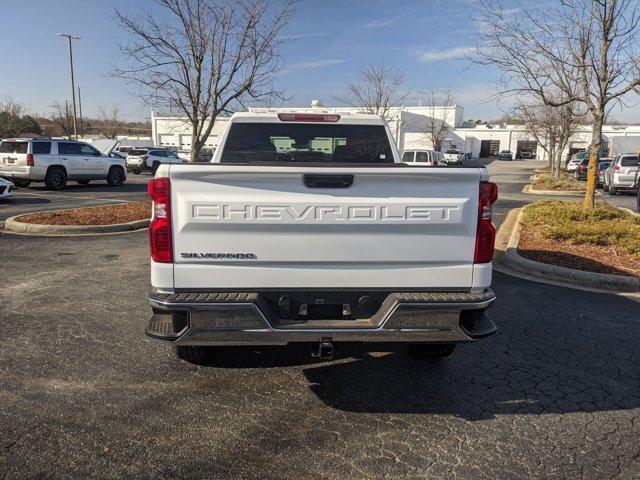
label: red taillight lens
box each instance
[474,181,498,264]
[148,178,172,263]
[614,165,620,172]
[26,154,34,166]
[579,164,585,171]
[277,113,340,122]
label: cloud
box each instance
[281,32,329,41]
[360,14,405,29]
[279,59,347,75]
[419,46,474,62]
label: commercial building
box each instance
[150,102,640,160]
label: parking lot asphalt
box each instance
[0,173,151,222]
[1,160,640,479]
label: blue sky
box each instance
[1,0,637,122]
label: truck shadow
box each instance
[299,272,640,420]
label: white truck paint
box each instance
[146,112,497,361]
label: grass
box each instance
[532,172,585,191]
[521,200,640,260]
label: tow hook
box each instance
[313,337,334,360]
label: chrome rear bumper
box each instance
[146,290,496,346]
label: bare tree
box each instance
[475,0,640,208]
[334,64,407,121]
[50,101,74,138]
[112,0,295,162]
[0,96,28,138]
[97,105,123,139]
[514,100,585,178]
[419,88,456,151]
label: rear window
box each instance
[129,149,148,156]
[401,151,414,162]
[58,142,80,155]
[620,156,639,167]
[0,141,28,154]
[32,142,51,154]
[220,123,394,164]
[445,149,459,154]
[415,151,429,162]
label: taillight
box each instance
[474,181,498,264]
[148,178,172,263]
[26,154,34,166]
[614,165,620,172]
[579,164,585,171]
[277,113,340,122]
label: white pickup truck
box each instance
[145,112,497,363]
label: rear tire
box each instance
[175,346,216,365]
[407,343,457,358]
[12,179,31,188]
[77,180,90,185]
[107,166,125,187]
[44,167,67,190]
[609,185,618,195]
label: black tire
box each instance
[77,180,90,185]
[609,185,618,195]
[603,181,609,192]
[151,161,161,175]
[44,167,67,190]
[407,343,457,358]
[107,166,125,187]
[12,179,31,188]
[175,346,216,365]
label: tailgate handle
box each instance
[303,174,353,188]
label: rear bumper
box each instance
[146,289,496,346]
[0,166,41,180]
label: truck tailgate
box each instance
[169,166,483,289]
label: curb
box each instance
[4,215,149,235]
[523,184,595,196]
[497,207,640,292]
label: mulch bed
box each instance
[518,224,640,277]
[15,201,152,226]
[531,181,585,192]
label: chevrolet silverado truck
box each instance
[145,112,498,363]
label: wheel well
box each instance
[109,165,124,173]
[46,165,67,175]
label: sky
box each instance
[1,0,638,123]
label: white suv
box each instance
[126,148,182,174]
[0,138,126,190]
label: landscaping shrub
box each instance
[521,200,640,260]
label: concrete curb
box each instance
[4,215,149,235]
[497,207,640,292]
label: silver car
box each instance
[603,154,639,194]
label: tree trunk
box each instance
[554,149,563,179]
[583,115,603,209]
[190,124,201,163]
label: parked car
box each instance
[126,148,182,174]
[145,111,498,363]
[113,145,133,159]
[0,138,125,190]
[596,159,612,186]
[498,150,513,160]
[443,148,464,165]
[401,149,444,166]
[602,153,639,195]
[575,157,612,181]
[0,177,14,200]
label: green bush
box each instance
[521,200,640,260]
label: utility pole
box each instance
[57,33,81,140]
[77,86,84,138]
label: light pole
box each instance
[57,33,81,140]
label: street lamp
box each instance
[57,33,81,140]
